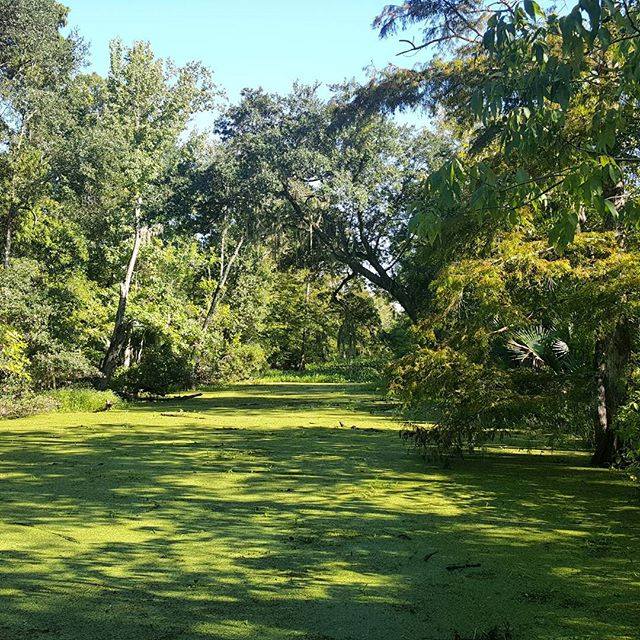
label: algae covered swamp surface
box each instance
[0,383,638,639]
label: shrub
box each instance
[29,348,99,390]
[260,357,387,384]
[44,387,124,413]
[0,387,124,420]
[0,393,59,420]
[113,341,192,396]
[199,342,267,383]
[0,323,31,396]
[389,345,584,457]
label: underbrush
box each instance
[0,387,125,419]
[257,358,388,384]
[44,388,125,413]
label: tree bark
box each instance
[592,339,617,466]
[100,198,144,386]
[591,323,632,466]
[191,235,246,376]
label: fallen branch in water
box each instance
[446,562,481,572]
[122,392,204,402]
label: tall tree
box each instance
[217,86,448,321]
[95,40,215,384]
[370,0,640,464]
[0,0,82,267]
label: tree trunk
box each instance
[592,339,617,465]
[123,338,133,369]
[297,279,311,371]
[100,198,144,386]
[591,323,632,466]
[346,258,419,322]
[192,235,245,376]
[201,235,245,335]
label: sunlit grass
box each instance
[0,383,638,639]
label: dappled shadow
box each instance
[133,383,395,422]
[1,384,639,639]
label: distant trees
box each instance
[216,86,450,321]
[0,5,403,404]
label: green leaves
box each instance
[604,199,618,220]
[549,209,580,248]
[524,0,544,21]
[579,0,602,33]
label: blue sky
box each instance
[65,0,423,104]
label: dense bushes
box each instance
[0,387,123,419]
[207,343,268,382]
[389,235,639,460]
[262,357,388,384]
[112,341,192,397]
[44,388,124,413]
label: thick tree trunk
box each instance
[591,324,632,466]
[592,340,618,466]
[100,199,144,386]
[280,185,420,322]
[346,258,419,322]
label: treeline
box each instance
[2,0,640,467]
[0,1,415,407]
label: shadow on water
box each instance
[0,383,638,639]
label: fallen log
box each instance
[148,393,203,402]
[446,562,481,572]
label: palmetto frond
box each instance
[507,326,571,370]
[507,326,550,368]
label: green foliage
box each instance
[113,339,192,397]
[0,322,30,394]
[0,386,123,419]
[615,367,640,465]
[261,357,387,384]
[389,232,640,456]
[263,270,339,370]
[0,393,58,419]
[44,387,124,413]
[210,342,268,383]
[29,348,98,390]
[366,0,640,463]
[392,1,640,248]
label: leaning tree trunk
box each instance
[100,198,144,386]
[200,235,245,335]
[592,323,632,466]
[192,235,245,376]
